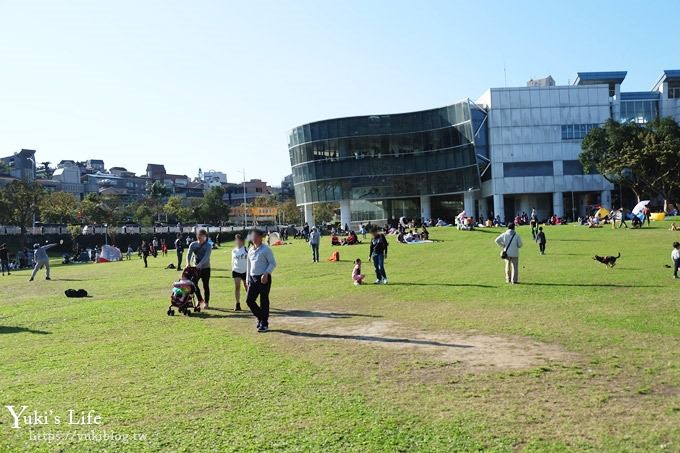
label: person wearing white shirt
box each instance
[495,223,523,284]
[245,229,277,332]
[672,242,680,279]
[231,234,249,311]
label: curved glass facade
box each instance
[288,101,486,206]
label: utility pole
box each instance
[237,169,247,229]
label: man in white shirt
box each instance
[245,229,277,332]
[495,223,523,284]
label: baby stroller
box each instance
[167,266,201,316]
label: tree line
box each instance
[0,180,341,231]
[0,183,232,231]
[580,117,680,208]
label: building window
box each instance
[561,124,600,140]
[503,161,554,177]
[619,100,659,124]
[668,86,680,99]
[563,160,598,175]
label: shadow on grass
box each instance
[521,282,655,288]
[207,308,380,319]
[387,282,496,288]
[270,329,473,348]
[271,309,381,319]
[551,238,595,242]
[190,311,250,319]
[0,325,50,335]
[470,228,501,234]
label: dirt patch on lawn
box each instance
[274,316,575,371]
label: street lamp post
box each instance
[27,157,36,229]
[236,169,247,229]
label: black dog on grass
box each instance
[592,253,621,268]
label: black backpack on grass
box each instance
[65,289,88,298]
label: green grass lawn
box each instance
[1,222,679,452]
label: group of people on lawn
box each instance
[8,202,680,333]
[180,228,276,333]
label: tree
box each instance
[163,196,194,223]
[0,161,10,175]
[2,181,45,232]
[39,191,79,223]
[134,203,155,226]
[278,199,302,225]
[313,202,338,224]
[581,117,680,206]
[196,186,228,224]
[252,195,277,207]
[581,119,648,202]
[147,181,171,222]
[40,161,54,179]
[80,193,117,225]
[0,191,12,224]
[637,117,680,209]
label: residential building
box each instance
[1,149,36,182]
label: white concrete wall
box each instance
[486,84,614,213]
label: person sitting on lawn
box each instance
[670,222,679,231]
[331,233,341,246]
[631,215,642,229]
[352,258,365,285]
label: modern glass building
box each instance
[290,70,680,225]
[288,100,489,226]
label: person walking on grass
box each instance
[495,222,523,284]
[369,227,389,284]
[536,226,547,255]
[672,242,680,279]
[309,226,320,262]
[530,208,538,240]
[174,233,184,270]
[0,243,10,276]
[29,240,63,281]
[245,229,276,332]
[187,228,212,309]
[140,240,150,268]
[231,234,248,311]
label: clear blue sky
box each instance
[0,0,677,185]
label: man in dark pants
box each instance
[187,229,212,308]
[0,243,10,276]
[174,233,184,270]
[245,229,277,332]
[369,227,389,284]
[309,226,320,262]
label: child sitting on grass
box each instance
[352,258,365,285]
